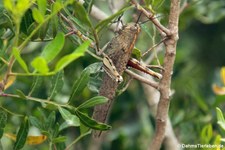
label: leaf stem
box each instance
[65,131,91,150]
[0,93,68,108]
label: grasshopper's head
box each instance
[122,22,141,35]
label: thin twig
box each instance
[125,69,159,89]
[179,0,189,14]
[142,37,167,57]
[131,0,171,36]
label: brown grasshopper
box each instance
[92,14,163,138]
[93,22,141,137]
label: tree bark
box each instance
[149,0,180,150]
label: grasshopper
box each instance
[93,15,163,138]
[93,22,141,137]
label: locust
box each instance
[92,21,163,137]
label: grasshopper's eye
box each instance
[130,25,139,31]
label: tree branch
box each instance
[149,0,180,149]
[125,69,159,89]
[130,0,171,36]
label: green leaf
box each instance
[131,47,142,60]
[12,47,29,73]
[14,117,29,150]
[85,62,102,74]
[79,122,90,135]
[52,136,66,143]
[29,116,42,130]
[58,107,80,130]
[75,110,111,130]
[3,0,13,12]
[95,6,132,32]
[69,69,90,102]
[200,124,212,144]
[48,71,64,100]
[42,103,58,110]
[28,76,43,96]
[51,11,58,37]
[38,20,49,40]
[37,0,47,16]
[54,40,90,72]
[78,96,108,109]
[52,2,63,13]
[31,56,49,73]
[46,111,56,130]
[144,0,151,6]
[32,7,44,24]
[0,110,7,139]
[16,90,27,100]
[73,1,92,28]
[41,32,65,63]
[83,0,93,13]
[216,107,225,131]
[20,9,35,35]
[87,77,101,93]
[141,24,153,39]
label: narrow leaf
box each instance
[52,2,63,13]
[41,32,65,63]
[29,77,43,96]
[3,0,13,12]
[16,90,27,100]
[31,56,49,73]
[37,0,47,16]
[95,6,132,32]
[69,69,90,102]
[78,96,108,109]
[83,0,93,13]
[73,1,92,28]
[216,107,225,131]
[75,110,111,130]
[58,107,80,129]
[29,116,42,130]
[200,124,212,143]
[0,110,7,139]
[46,111,56,130]
[54,40,90,72]
[12,47,29,73]
[85,62,102,74]
[48,71,64,99]
[32,7,44,24]
[14,117,29,150]
[52,136,66,143]
[144,0,151,6]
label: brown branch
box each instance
[142,37,167,57]
[149,0,180,149]
[125,69,159,89]
[130,0,171,36]
[142,79,180,150]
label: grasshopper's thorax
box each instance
[120,23,141,35]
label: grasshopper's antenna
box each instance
[140,14,166,24]
[136,12,143,24]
